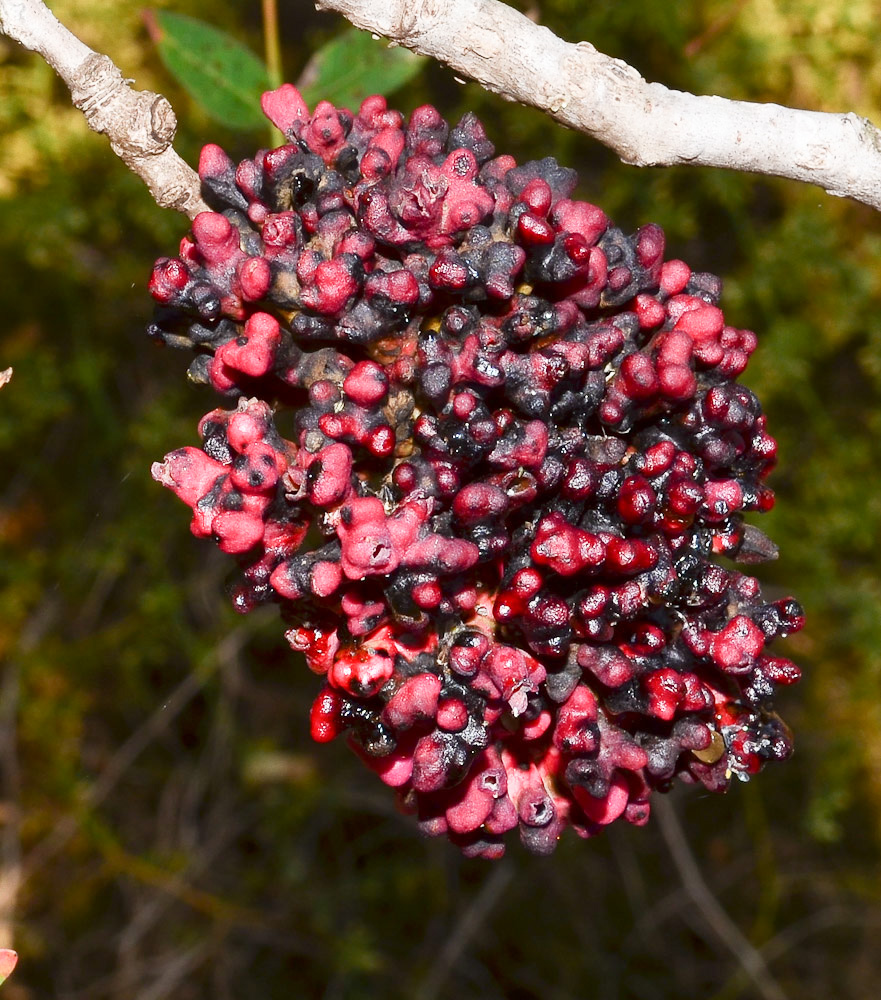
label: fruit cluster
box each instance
[149,85,803,857]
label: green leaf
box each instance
[152,12,270,131]
[298,28,425,110]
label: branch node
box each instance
[70,52,119,115]
[71,52,178,158]
[150,96,178,146]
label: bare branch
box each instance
[315,0,881,212]
[0,0,208,218]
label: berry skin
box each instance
[149,85,804,858]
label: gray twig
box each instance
[316,0,881,212]
[0,0,207,217]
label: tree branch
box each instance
[0,0,208,218]
[315,0,881,212]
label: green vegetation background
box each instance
[1,1,880,997]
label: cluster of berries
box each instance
[149,85,803,857]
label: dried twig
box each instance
[17,622,262,890]
[416,860,514,1000]
[653,796,790,1000]
[315,0,881,212]
[133,940,215,1000]
[0,0,207,218]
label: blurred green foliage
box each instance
[1,1,881,998]
[152,11,272,130]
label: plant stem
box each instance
[262,0,283,88]
[262,0,285,145]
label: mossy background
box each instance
[2,1,880,997]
